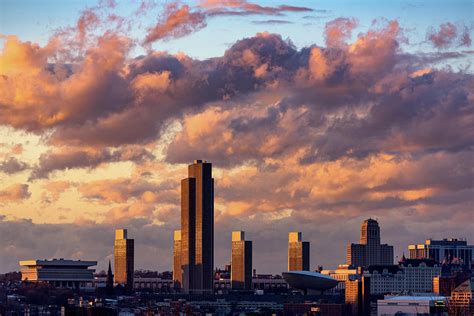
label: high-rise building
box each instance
[181,160,214,294]
[346,219,393,267]
[408,238,473,264]
[114,229,134,290]
[173,230,182,289]
[231,231,252,290]
[288,232,310,271]
[345,276,370,316]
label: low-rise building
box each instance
[19,259,97,290]
[364,259,441,295]
[377,295,447,316]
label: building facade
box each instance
[173,230,182,289]
[345,276,371,316]
[448,278,474,315]
[377,296,447,316]
[114,229,134,290]
[347,219,394,268]
[231,231,252,290]
[288,232,310,271]
[408,238,473,265]
[181,160,214,294]
[19,259,97,290]
[321,264,360,292]
[363,259,441,295]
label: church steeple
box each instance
[106,260,114,295]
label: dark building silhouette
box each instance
[181,160,214,294]
[347,219,393,267]
[114,229,134,291]
[173,230,182,289]
[288,232,310,271]
[231,231,252,290]
[106,260,114,295]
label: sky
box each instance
[0,0,473,274]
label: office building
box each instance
[345,276,370,316]
[408,238,473,264]
[347,219,393,267]
[173,230,182,289]
[321,264,360,292]
[288,232,310,271]
[114,229,134,290]
[19,258,97,290]
[231,231,252,290]
[181,160,214,294]
[448,278,474,315]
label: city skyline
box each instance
[1,0,473,275]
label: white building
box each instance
[19,258,97,290]
[377,295,447,316]
[364,259,441,294]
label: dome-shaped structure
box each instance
[282,271,338,291]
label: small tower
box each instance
[106,260,114,295]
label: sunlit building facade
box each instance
[173,229,182,289]
[231,231,252,290]
[19,258,97,290]
[288,232,310,271]
[181,160,214,294]
[114,228,134,290]
[347,219,393,267]
[408,238,473,264]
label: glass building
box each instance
[181,160,214,294]
[114,229,134,290]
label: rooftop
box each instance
[383,296,447,301]
[19,258,97,267]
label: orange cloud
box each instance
[0,184,31,202]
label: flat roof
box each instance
[19,259,97,267]
[383,296,447,301]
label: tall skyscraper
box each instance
[288,232,310,271]
[346,219,393,267]
[231,231,252,290]
[114,229,134,290]
[181,160,214,294]
[173,230,182,289]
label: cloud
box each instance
[427,23,458,48]
[427,22,472,49]
[41,181,73,204]
[0,184,31,202]
[324,17,358,47]
[144,4,207,43]
[30,146,154,179]
[201,0,312,16]
[0,157,29,174]
[143,1,312,44]
[78,177,178,204]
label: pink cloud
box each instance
[325,17,358,47]
[144,4,207,43]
